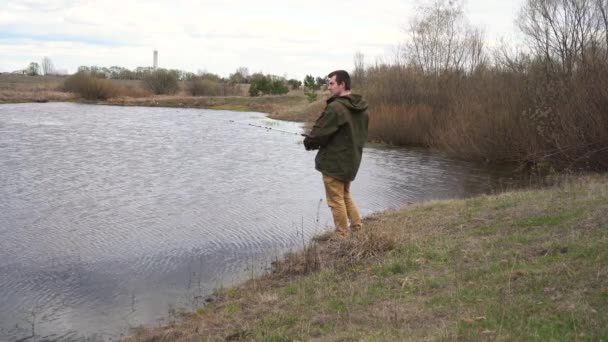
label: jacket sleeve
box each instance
[303,105,341,150]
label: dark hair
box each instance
[327,70,351,90]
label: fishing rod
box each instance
[227,120,304,136]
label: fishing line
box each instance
[227,119,304,136]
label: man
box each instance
[303,70,369,238]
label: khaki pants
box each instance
[323,174,362,237]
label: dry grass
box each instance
[0,74,75,103]
[0,74,65,91]
[264,94,326,123]
[105,93,322,123]
[363,62,608,171]
[273,226,397,277]
[368,103,436,146]
[0,90,76,103]
[186,78,238,96]
[124,175,608,341]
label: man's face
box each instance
[327,75,344,97]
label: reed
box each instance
[362,60,608,171]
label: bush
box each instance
[249,74,270,96]
[304,88,317,102]
[186,78,224,96]
[287,79,302,90]
[143,68,179,95]
[303,75,319,102]
[63,72,120,100]
[270,79,288,95]
[249,74,289,96]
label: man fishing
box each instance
[303,70,369,238]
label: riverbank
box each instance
[125,175,608,341]
[0,74,323,123]
[103,94,324,123]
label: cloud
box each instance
[0,31,125,46]
[0,0,524,78]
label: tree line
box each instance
[61,62,328,99]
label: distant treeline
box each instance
[75,65,234,82]
[64,65,327,98]
[355,0,608,171]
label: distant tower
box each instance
[153,50,158,68]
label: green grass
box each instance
[210,104,251,111]
[513,210,583,227]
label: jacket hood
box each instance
[328,94,368,112]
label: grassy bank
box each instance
[125,175,608,341]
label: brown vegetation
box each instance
[186,78,235,96]
[62,72,151,100]
[0,90,75,103]
[0,74,64,92]
[361,0,608,171]
[185,78,216,96]
[0,74,75,103]
[142,69,179,95]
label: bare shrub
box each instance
[116,82,152,98]
[143,69,179,95]
[186,78,235,96]
[368,103,435,146]
[62,72,121,100]
[270,229,396,277]
[271,244,320,277]
[326,229,397,265]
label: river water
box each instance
[1,102,522,341]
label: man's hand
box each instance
[302,134,320,151]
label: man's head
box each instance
[327,70,351,97]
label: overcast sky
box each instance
[0,0,525,79]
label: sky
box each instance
[0,0,525,79]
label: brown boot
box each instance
[350,224,363,235]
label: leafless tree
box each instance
[352,51,366,87]
[405,0,485,75]
[41,56,55,76]
[517,0,605,76]
[597,0,608,56]
[493,39,532,73]
[465,27,487,73]
[229,66,250,84]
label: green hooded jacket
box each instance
[305,94,369,181]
